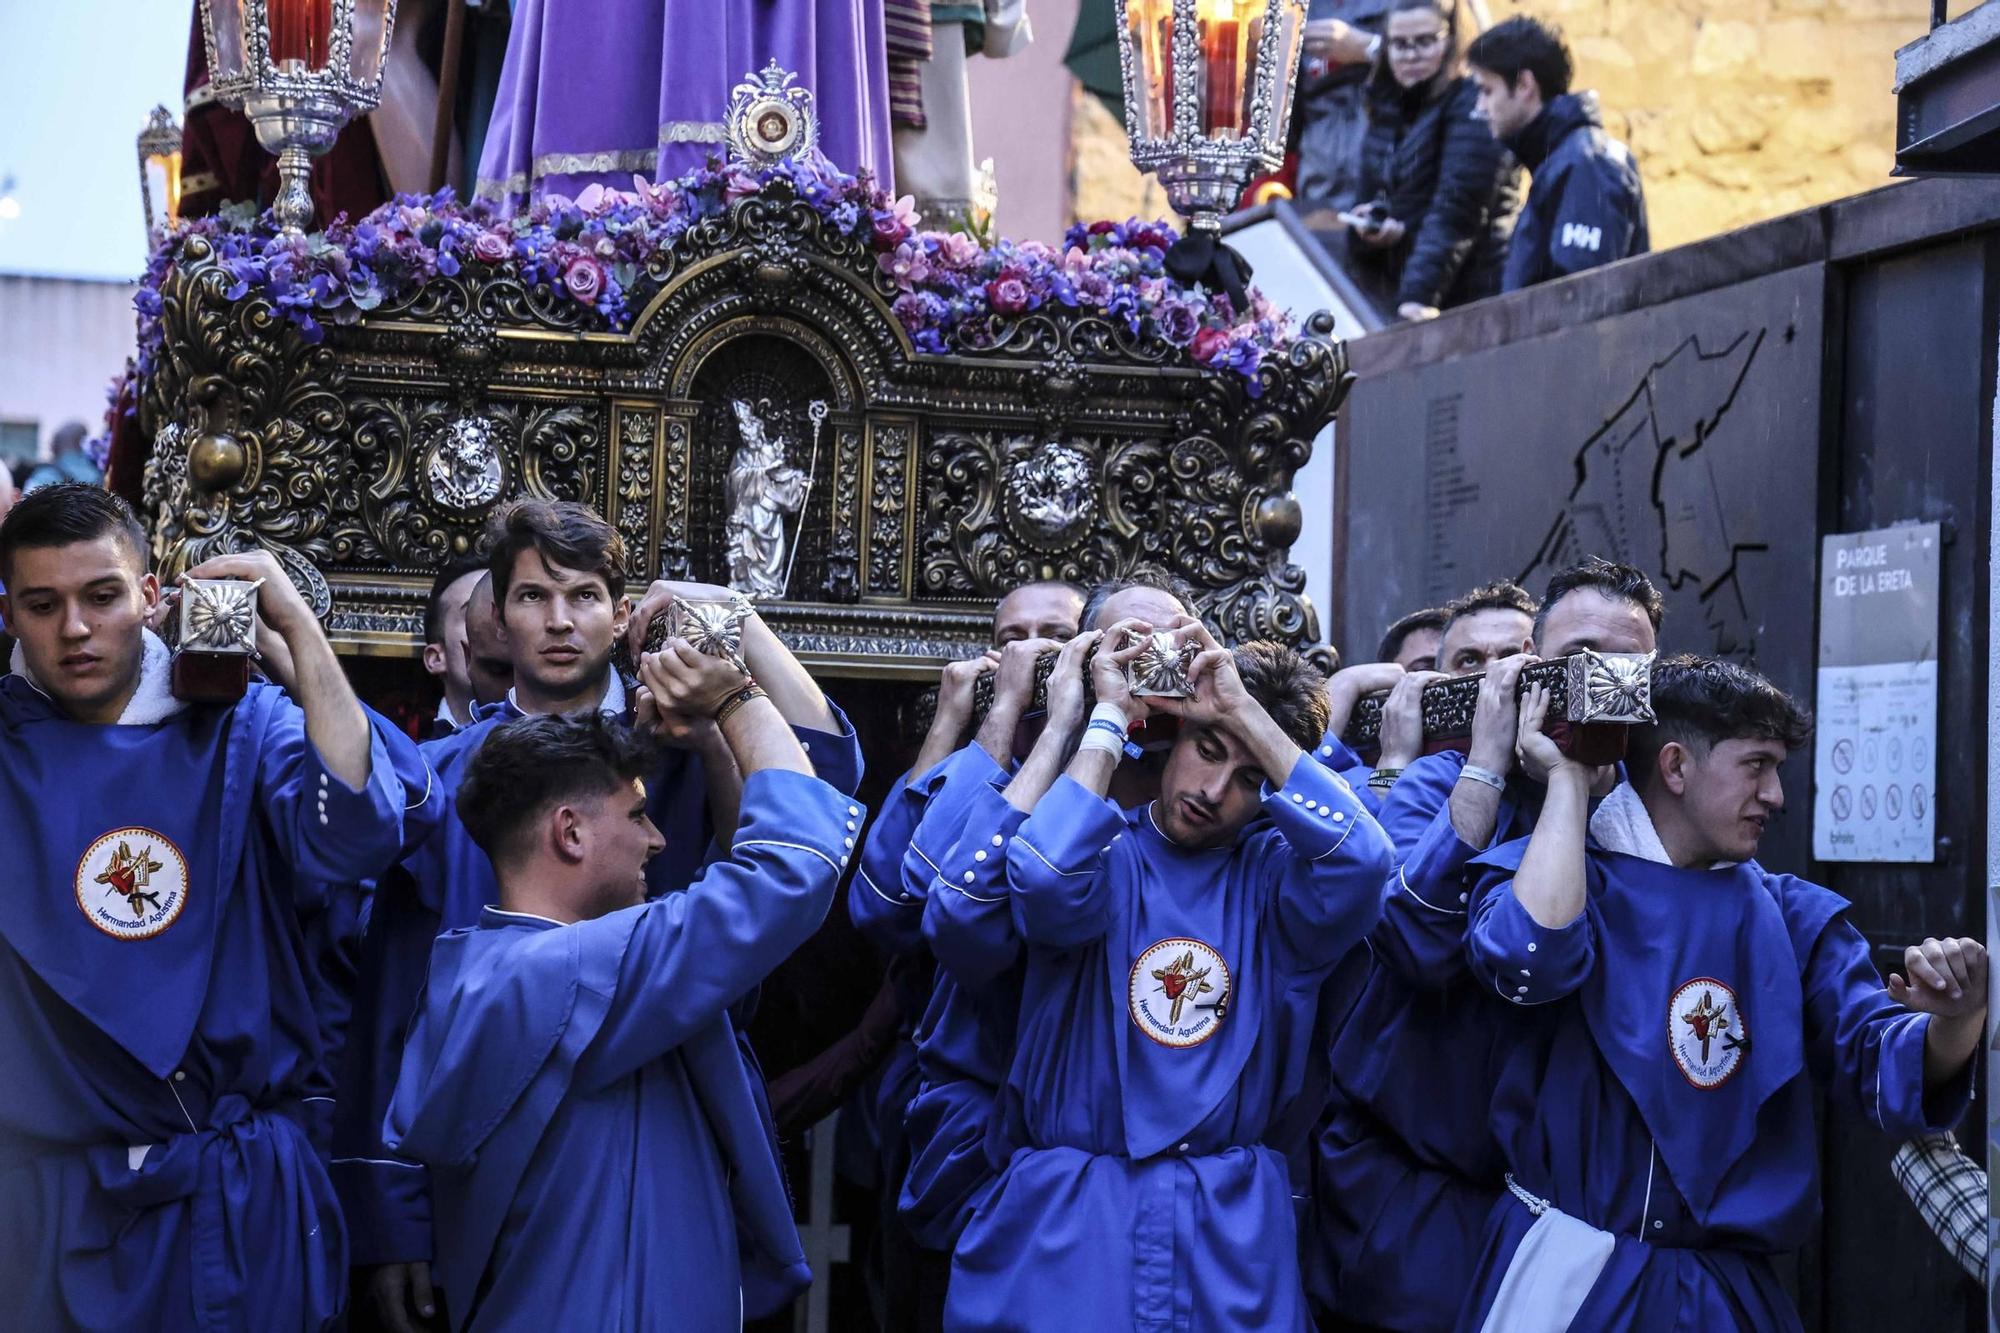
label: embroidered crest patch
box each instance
[1129,937,1230,1048]
[76,829,188,941]
[1669,977,1746,1089]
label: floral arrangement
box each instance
[122,155,1292,403]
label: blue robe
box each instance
[386,769,862,1330]
[334,691,862,1267]
[1459,843,1972,1331]
[1308,750,1537,1331]
[0,675,428,1332]
[947,758,1393,1331]
[901,751,1027,1248]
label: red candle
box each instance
[268,0,333,70]
[1203,15,1242,135]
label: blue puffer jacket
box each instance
[1500,91,1649,292]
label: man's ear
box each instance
[138,571,162,616]
[422,643,447,676]
[551,803,590,864]
[1658,740,1692,798]
[611,595,632,637]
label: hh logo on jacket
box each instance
[1560,222,1603,252]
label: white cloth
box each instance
[892,0,1031,219]
[10,629,186,726]
[1586,780,1671,865]
[1478,1188,1618,1333]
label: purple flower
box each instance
[472,230,511,264]
[986,275,1031,315]
[880,241,933,286]
[1158,301,1201,346]
[563,254,605,306]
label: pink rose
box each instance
[472,230,510,264]
[563,255,605,306]
[1190,326,1230,363]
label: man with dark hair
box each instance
[1467,15,1647,292]
[0,483,433,1331]
[459,573,513,710]
[340,498,863,1329]
[938,620,1393,1328]
[422,556,488,736]
[1309,556,1660,1329]
[1436,579,1537,676]
[1377,606,1447,673]
[1077,560,1197,636]
[387,671,864,1328]
[1461,657,1982,1327]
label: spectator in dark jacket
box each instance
[1346,0,1520,320]
[1467,15,1648,291]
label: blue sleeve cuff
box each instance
[1261,754,1373,862]
[1468,879,1593,1005]
[797,699,865,796]
[330,1155,433,1266]
[1013,774,1126,879]
[1392,806,1483,915]
[1880,1011,1977,1134]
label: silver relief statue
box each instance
[725,399,808,598]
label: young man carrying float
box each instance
[939,617,1395,1330]
[0,483,433,1332]
[1462,657,1983,1330]
[386,665,863,1328]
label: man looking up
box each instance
[943,621,1394,1329]
[1461,657,1982,1328]
[0,483,431,1332]
[1435,579,1537,676]
[1309,556,1662,1330]
[387,666,862,1328]
[1468,16,1648,292]
[340,498,863,1330]
[422,556,487,736]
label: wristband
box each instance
[713,683,766,726]
[1078,723,1127,758]
[1368,767,1402,791]
[1458,763,1506,793]
[1089,702,1134,733]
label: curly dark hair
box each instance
[1627,654,1812,784]
[1442,580,1538,638]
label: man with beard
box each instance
[942,622,1393,1329]
[1309,556,1661,1331]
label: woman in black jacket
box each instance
[1346,0,1520,319]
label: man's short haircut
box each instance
[999,578,1087,610]
[1080,562,1195,629]
[1533,555,1665,645]
[424,555,489,646]
[456,712,658,866]
[1441,581,1538,637]
[1376,606,1448,665]
[1466,15,1573,101]
[0,482,149,584]
[1628,654,1812,784]
[1232,640,1333,752]
[485,499,628,607]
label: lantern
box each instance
[1114,0,1307,236]
[137,105,184,239]
[197,0,398,234]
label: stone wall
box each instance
[1067,0,1937,249]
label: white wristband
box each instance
[1089,703,1133,733]
[1459,763,1507,793]
[1078,723,1127,757]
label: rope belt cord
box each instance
[1504,1172,1554,1217]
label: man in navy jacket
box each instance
[1469,16,1649,292]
